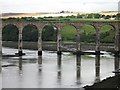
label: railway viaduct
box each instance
[0,20,119,56]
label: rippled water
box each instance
[1,47,116,88]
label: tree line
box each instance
[2,13,120,22]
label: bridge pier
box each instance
[76,28,81,66]
[76,54,81,81]
[95,26,100,83]
[38,56,42,72]
[17,27,24,56]
[38,28,42,56]
[114,26,120,56]
[0,22,2,73]
[76,28,81,79]
[57,28,62,65]
[95,54,100,83]
[19,56,22,70]
[114,56,120,76]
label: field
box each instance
[1,11,118,18]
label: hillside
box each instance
[1,11,118,18]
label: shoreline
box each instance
[84,75,120,89]
[2,41,114,52]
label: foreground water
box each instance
[2,47,115,88]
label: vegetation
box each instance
[42,25,57,41]
[2,13,120,22]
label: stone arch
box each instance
[80,24,96,43]
[22,24,38,41]
[61,24,77,42]
[100,24,115,43]
[2,24,19,41]
[42,24,58,41]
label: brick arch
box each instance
[2,24,19,31]
[61,23,77,30]
[81,23,97,31]
[42,24,58,42]
[23,24,39,31]
[2,24,19,41]
[22,24,39,42]
[42,24,58,30]
[100,24,116,31]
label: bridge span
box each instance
[0,20,120,56]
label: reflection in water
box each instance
[95,54,100,83]
[0,57,1,73]
[114,56,119,75]
[57,55,62,66]
[0,50,2,73]
[57,65,62,86]
[2,47,117,88]
[76,55,81,84]
[114,56,120,88]
[19,56,22,70]
[38,56,42,72]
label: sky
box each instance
[0,0,120,13]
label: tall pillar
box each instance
[95,26,100,54]
[19,56,22,70]
[57,54,62,66]
[95,54,100,83]
[114,25,120,57]
[38,56,42,72]
[76,28,81,80]
[76,28,81,66]
[57,27,62,66]
[95,26,100,82]
[76,28,81,52]
[57,27,62,55]
[114,56,119,75]
[18,27,23,56]
[38,28,42,56]
[0,19,2,73]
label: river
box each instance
[1,47,115,88]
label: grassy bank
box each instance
[85,75,120,89]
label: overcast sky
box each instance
[0,0,119,13]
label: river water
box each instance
[1,47,116,88]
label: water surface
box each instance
[2,47,115,88]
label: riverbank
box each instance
[84,75,120,90]
[2,41,114,52]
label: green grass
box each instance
[60,24,115,43]
[61,25,76,41]
[44,17,117,22]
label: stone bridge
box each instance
[0,20,120,56]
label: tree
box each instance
[77,14,82,18]
[87,14,93,18]
[116,13,120,19]
[94,13,101,19]
[42,26,57,41]
[105,15,111,19]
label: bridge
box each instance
[0,20,120,56]
[0,20,120,82]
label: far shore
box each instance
[2,41,115,52]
